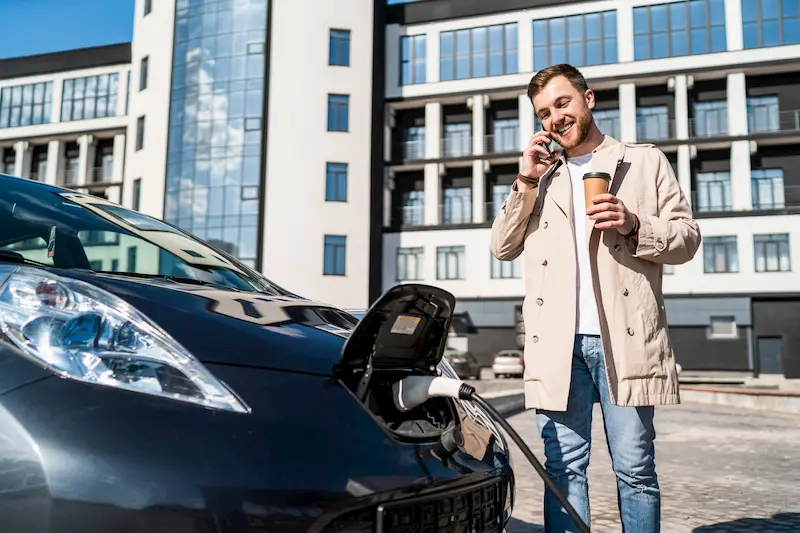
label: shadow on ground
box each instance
[505,516,544,532]
[693,512,800,532]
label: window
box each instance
[324,235,347,275]
[593,109,621,139]
[127,246,138,271]
[437,246,465,280]
[61,74,119,121]
[401,190,424,226]
[144,0,152,16]
[751,168,785,209]
[329,29,351,66]
[440,23,517,81]
[443,122,471,157]
[636,106,671,141]
[695,171,732,212]
[0,82,53,129]
[400,34,427,85]
[663,264,675,275]
[491,184,512,218]
[703,236,738,273]
[692,100,728,136]
[709,316,737,338]
[325,162,347,202]
[743,0,800,49]
[132,178,142,211]
[397,247,424,281]
[532,11,617,71]
[403,126,426,159]
[327,94,349,131]
[633,0,727,60]
[140,56,149,91]
[754,234,791,272]
[136,115,145,151]
[489,118,519,153]
[747,95,780,133]
[491,254,521,279]
[442,187,472,224]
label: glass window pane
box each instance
[603,11,616,37]
[670,3,687,29]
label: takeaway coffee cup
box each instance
[582,172,611,210]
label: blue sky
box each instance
[0,0,135,59]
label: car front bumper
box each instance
[0,363,514,533]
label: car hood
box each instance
[55,270,455,377]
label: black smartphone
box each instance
[541,125,562,157]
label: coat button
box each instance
[541,259,547,266]
[614,244,621,251]
[623,288,629,296]
[532,335,539,343]
[627,327,634,336]
[543,221,548,229]
[536,298,543,306]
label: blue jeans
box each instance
[535,334,660,533]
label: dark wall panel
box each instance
[668,326,750,371]
[752,299,800,378]
[388,0,586,25]
[747,73,800,113]
[751,144,800,189]
[0,44,130,80]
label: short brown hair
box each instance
[527,64,589,101]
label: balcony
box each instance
[747,107,800,135]
[485,124,519,154]
[395,140,426,161]
[636,115,676,142]
[689,113,728,138]
[441,133,472,158]
[439,198,473,225]
[691,185,800,214]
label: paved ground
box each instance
[501,401,800,532]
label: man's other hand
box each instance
[587,193,637,236]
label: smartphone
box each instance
[540,125,560,158]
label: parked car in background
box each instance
[492,349,524,379]
[0,173,515,533]
[443,348,482,380]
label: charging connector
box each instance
[392,375,591,533]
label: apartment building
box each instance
[382,0,800,378]
[0,0,381,312]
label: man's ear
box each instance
[584,89,596,110]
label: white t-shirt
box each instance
[566,152,601,336]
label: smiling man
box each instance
[491,64,701,532]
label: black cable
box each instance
[458,383,591,533]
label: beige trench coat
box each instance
[491,135,701,411]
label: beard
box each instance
[553,111,592,150]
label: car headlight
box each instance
[0,266,249,413]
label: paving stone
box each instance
[502,402,800,532]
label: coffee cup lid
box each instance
[583,172,611,180]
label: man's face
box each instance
[532,75,595,150]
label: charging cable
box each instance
[393,375,591,533]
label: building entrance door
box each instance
[757,336,783,376]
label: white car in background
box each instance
[492,349,524,379]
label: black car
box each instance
[0,174,515,533]
[443,349,482,380]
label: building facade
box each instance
[383,0,800,377]
[0,0,798,378]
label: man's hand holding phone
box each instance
[517,130,556,192]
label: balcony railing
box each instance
[689,113,729,138]
[636,116,676,142]
[396,140,426,160]
[439,199,473,225]
[485,126,519,154]
[747,108,800,134]
[441,134,472,158]
[691,185,800,213]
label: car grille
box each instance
[376,478,502,533]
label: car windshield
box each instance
[0,175,286,294]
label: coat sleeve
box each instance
[624,148,701,264]
[490,182,538,261]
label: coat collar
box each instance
[545,135,627,239]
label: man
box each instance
[491,64,701,532]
